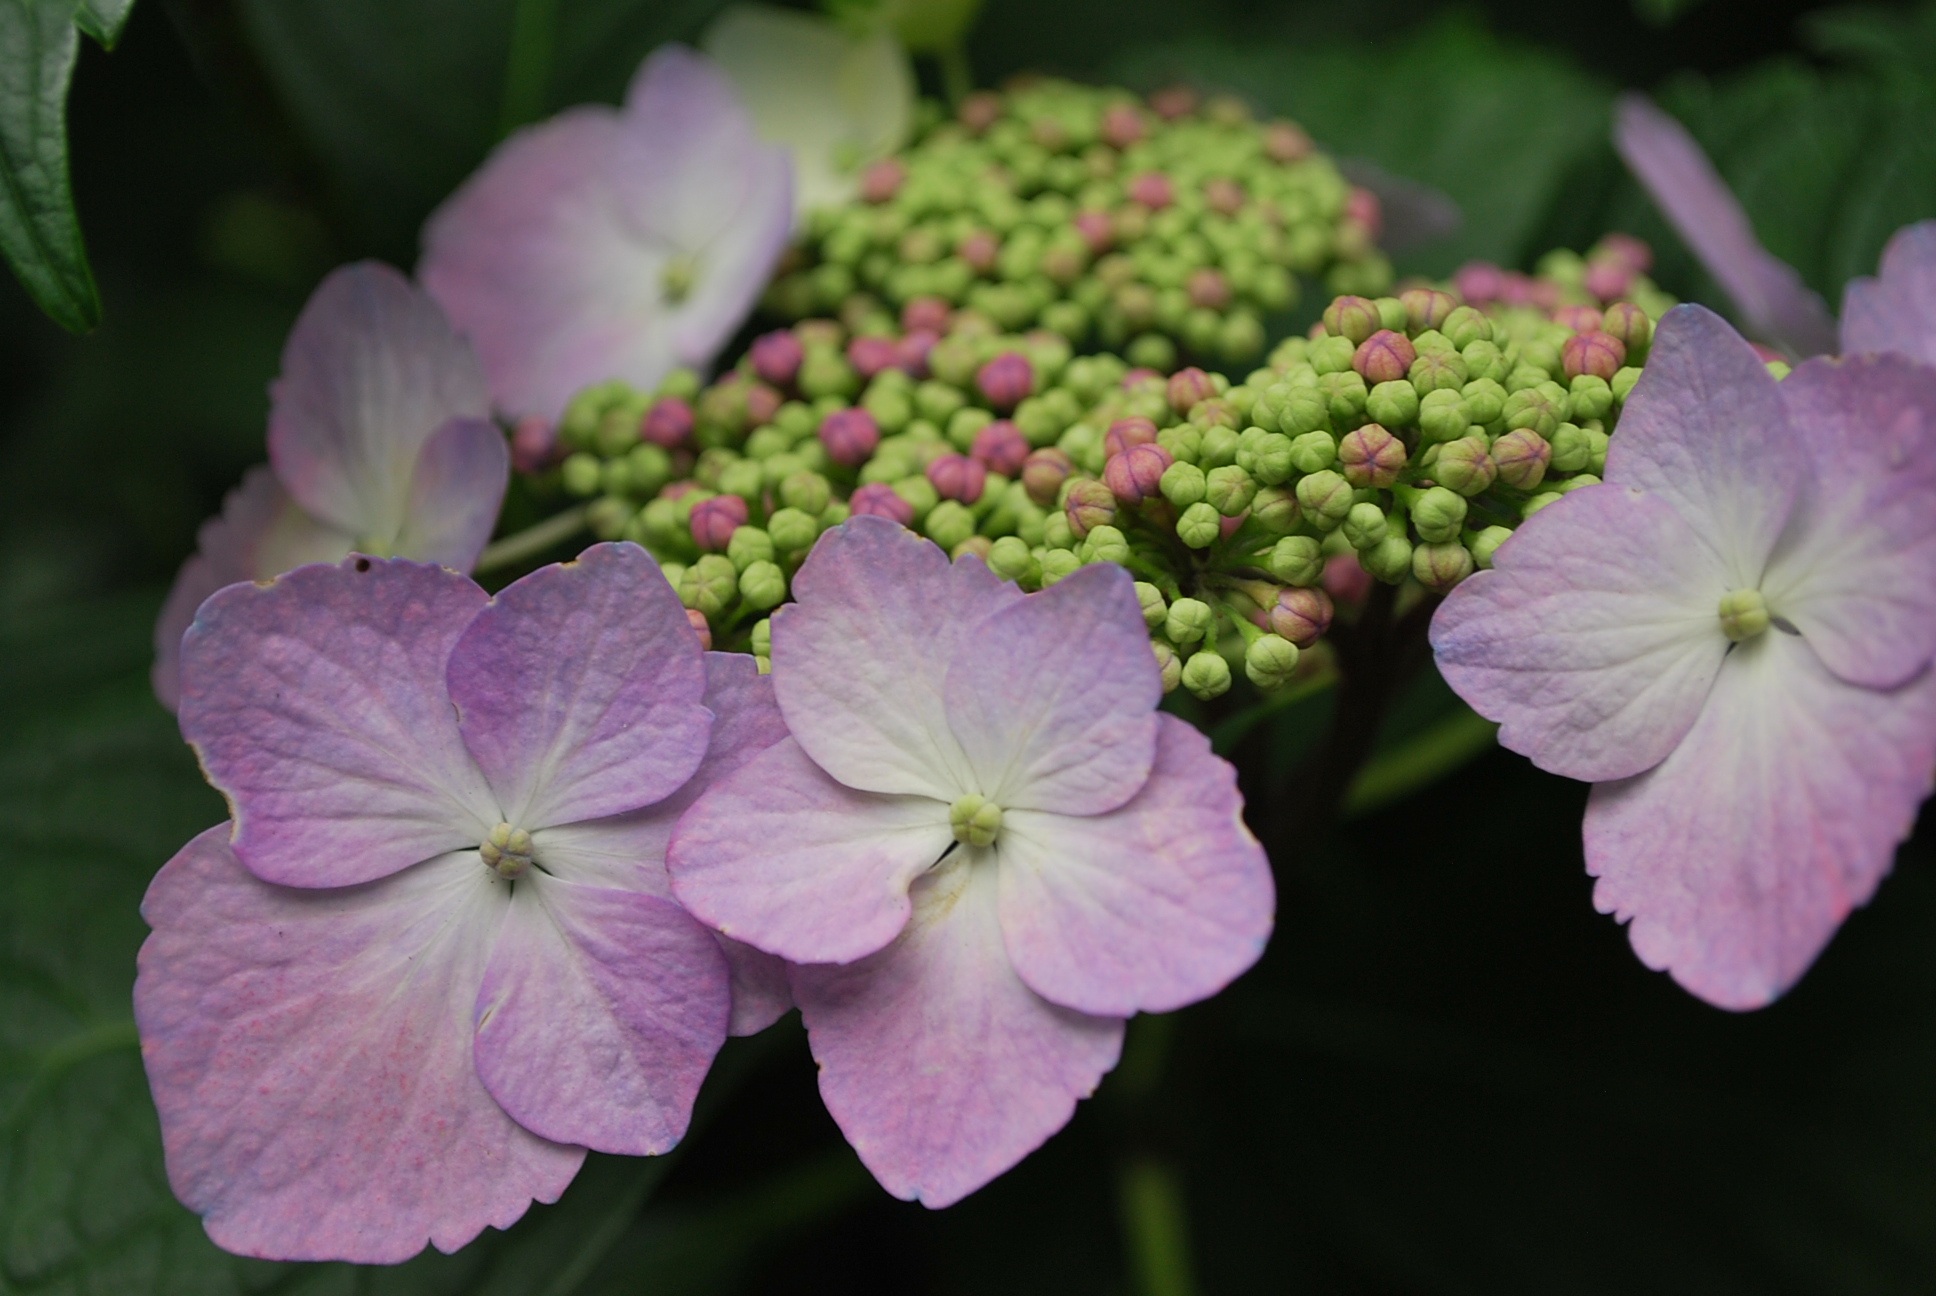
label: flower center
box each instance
[1718,588,1770,642]
[661,254,698,305]
[949,794,1004,849]
[479,822,535,879]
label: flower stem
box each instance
[499,0,560,135]
[474,505,589,574]
[1118,1157,1201,1296]
[938,42,974,107]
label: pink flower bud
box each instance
[750,330,804,387]
[902,296,952,334]
[1074,210,1115,254]
[642,396,695,448]
[927,452,988,504]
[1400,288,1457,334]
[1021,447,1072,504]
[1064,477,1117,538]
[1122,367,1162,388]
[1104,443,1173,502]
[1167,368,1216,415]
[687,607,713,651]
[860,158,906,204]
[1203,177,1245,216]
[1345,186,1383,241]
[1269,586,1334,647]
[848,335,898,379]
[1322,295,1382,344]
[1104,416,1159,456]
[1149,85,1197,119]
[1551,304,1603,334]
[1220,512,1247,540]
[850,481,914,525]
[971,420,1030,476]
[1594,232,1653,274]
[1491,427,1552,490]
[1323,552,1374,606]
[690,495,748,551]
[1262,119,1313,162]
[819,407,881,466]
[1600,301,1652,355]
[745,382,782,427]
[977,351,1035,411]
[1128,171,1175,210]
[1352,330,1417,385]
[894,329,937,377]
[661,480,702,502]
[1187,267,1232,310]
[959,230,1000,273]
[1100,102,1147,148]
[1562,330,1627,381]
[1582,261,1632,302]
[1453,262,1506,305]
[958,90,1003,134]
[511,415,556,473]
[1338,424,1407,488]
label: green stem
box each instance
[499,0,561,136]
[937,42,974,106]
[1118,1158,1201,1296]
[475,505,589,574]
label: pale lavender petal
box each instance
[1606,304,1801,586]
[667,735,952,965]
[717,937,792,1036]
[449,542,709,830]
[393,416,510,571]
[419,47,791,422]
[1613,94,1838,358]
[135,827,582,1264]
[996,716,1272,1017]
[794,857,1124,1208]
[473,876,728,1156]
[179,557,499,888]
[153,466,352,712]
[1587,632,1936,1010]
[1430,482,1729,782]
[268,262,490,545]
[1840,220,1936,364]
[1761,354,1936,689]
[772,516,1021,799]
[942,562,1160,816]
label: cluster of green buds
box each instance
[762,76,1391,370]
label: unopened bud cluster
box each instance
[763,77,1391,370]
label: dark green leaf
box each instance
[0,0,102,334]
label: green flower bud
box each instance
[1134,581,1167,629]
[1460,339,1508,384]
[1490,427,1552,491]
[821,500,851,528]
[1470,525,1514,569]
[1181,650,1232,701]
[639,496,684,551]
[1274,386,1331,436]
[562,452,603,497]
[1157,423,1203,464]
[1504,364,1550,395]
[749,617,771,656]
[1568,374,1614,423]
[1586,424,1610,475]
[1318,369,1369,424]
[737,559,787,610]
[1502,384,1566,438]
[680,554,738,618]
[925,499,977,551]
[917,380,967,425]
[1086,524,1132,565]
[1342,501,1390,551]
[1038,547,1082,587]
[1161,460,1207,507]
[587,495,632,540]
[1365,380,1420,429]
[1287,429,1337,474]
[1411,540,1475,592]
[1152,640,1183,694]
[894,475,941,523]
[1245,633,1300,689]
[987,535,1036,584]
[1197,425,1240,469]
[1460,377,1507,427]
[1432,435,1497,496]
[1308,334,1357,375]
[726,525,775,572]
[1520,490,1563,519]
[1176,501,1223,548]
[1268,535,1325,586]
[1361,533,1413,583]
[626,443,672,496]
[1548,422,1591,474]
[1556,472,1601,494]
[779,470,833,516]
[947,406,995,452]
[1205,465,1258,517]
[768,506,820,555]
[718,459,764,503]
[1412,388,1465,445]
[1611,366,1643,404]
[1295,469,1353,530]
[799,348,859,400]
[1164,597,1214,646]
[1441,305,1493,350]
[1411,485,1468,544]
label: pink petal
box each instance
[996,716,1272,1017]
[772,516,1020,799]
[793,857,1124,1208]
[1840,220,1936,364]
[394,416,511,570]
[448,543,709,829]
[1612,94,1837,358]
[268,262,491,544]
[1606,304,1801,587]
[1586,631,1936,1010]
[152,466,351,712]
[179,557,499,888]
[667,735,952,965]
[1430,483,1729,782]
[419,47,791,421]
[135,827,582,1264]
[1760,353,1936,689]
[473,876,728,1156]
[942,562,1160,816]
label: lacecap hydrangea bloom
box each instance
[1431,305,1936,1009]
[152,262,507,709]
[420,45,793,422]
[668,517,1273,1204]
[137,543,789,1262]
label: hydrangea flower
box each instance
[1841,221,1936,365]
[667,517,1273,1205]
[136,544,788,1262]
[702,4,914,219]
[420,45,792,422]
[1431,306,1936,1010]
[152,262,506,710]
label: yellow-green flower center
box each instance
[949,794,1004,849]
[1718,588,1770,642]
[661,254,698,305]
[480,822,535,879]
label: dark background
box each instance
[5,1,1936,1291]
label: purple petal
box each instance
[942,562,1160,816]
[1608,305,1801,585]
[395,416,511,570]
[1586,632,1936,1010]
[1762,354,1936,688]
[449,543,709,830]
[772,516,1021,799]
[667,735,952,965]
[996,716,1272,1017]
[419,47,791,421]
[1841,220,1936,364]
[152,466,352,712]
[473,876,728,1156]
[793,858,1124,1208]
[179,557,499,888]
[1612,94,1838,358]
[268,262,491,544]
[135,828,582,1264]
[1431,483,1729,782]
